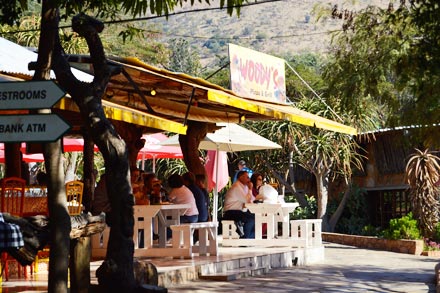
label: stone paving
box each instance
[1,242,438,292]
[168,242,438,292]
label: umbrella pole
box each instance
[213,146,220,223]
[153,155,156,173]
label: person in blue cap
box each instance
[232,159,253,183]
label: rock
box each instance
[133,259,159,286]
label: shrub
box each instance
[433,222,440,241]
[424,238,440,251]
[382,212,422,240]
[291,194,316,220]
[360,224,382,237]
[328,185,369,235]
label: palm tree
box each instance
[405,149,440,237]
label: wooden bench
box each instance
[170,222,218,258]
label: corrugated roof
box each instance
[361,124,440,135]
[0,37,358,135]
[0,37,93,83]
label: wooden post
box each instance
[70,237,91,293]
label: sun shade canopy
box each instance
[160,123,282,152]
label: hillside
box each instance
[148,0,389,67]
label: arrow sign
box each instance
[0,80,66,110]
[0,114,70,142]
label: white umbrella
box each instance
[160,123,282,222]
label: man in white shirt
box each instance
[223,170,255,238]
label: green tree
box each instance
[322,2,440,141]
[0,1,245,292]
[0,14,89,54]
[317,0,440,234]
[166,38,202,75]
[246,54,368,231]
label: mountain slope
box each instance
[148,0,389,66]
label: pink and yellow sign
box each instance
[228,44,286,104]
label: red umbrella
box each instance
[0,150,44,163]
[0,138,99,153]
[137,133,183,172]
[62,137,99,152]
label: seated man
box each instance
[222,170,255,238]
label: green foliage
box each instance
[0,0,27,25]
[292,194,317,220]
[434,223,440,242]
[360,224,382,237]
[202,36,227,54]
[323,2,440,136]
[0,14,89,54]
[330,186,370,235]
[405,149,440,237]
[424,238,440,251]
[102,22,169,65]
[382,212,422,240]
[167,38,202,76]
[424,222,440,251]
[202,55,230,88]
[149,158,187,183]
[285,53,326,102]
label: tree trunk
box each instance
[113,122,144,171]
[179,121,210,177]
[44,141,71,293]
[70,237,91,293]
[82,131,96,213]
[328,181,352,232]
[44,12,136,292]
[4,143,21,178]
[65,152,78,182]
[35,2,70,292]
[315,170,330,231]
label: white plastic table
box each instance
[245,202,299,240]
[133,204,190,257]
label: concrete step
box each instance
[199,266,270,281]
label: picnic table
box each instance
[222,202,322,248]
[133,204,190,257]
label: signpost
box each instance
[0,114,70,142]
[0,80,70,143]
[0,80,66,110]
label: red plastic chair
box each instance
[1,177,32,280]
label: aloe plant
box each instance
[405,149,440,237]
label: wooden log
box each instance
[3,214,50,265]
[70,213,107,239]
[2,212,106,265]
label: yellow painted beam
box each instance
[207,91,357,135]
[55,97,187,135]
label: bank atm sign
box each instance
[0,81,70,142]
